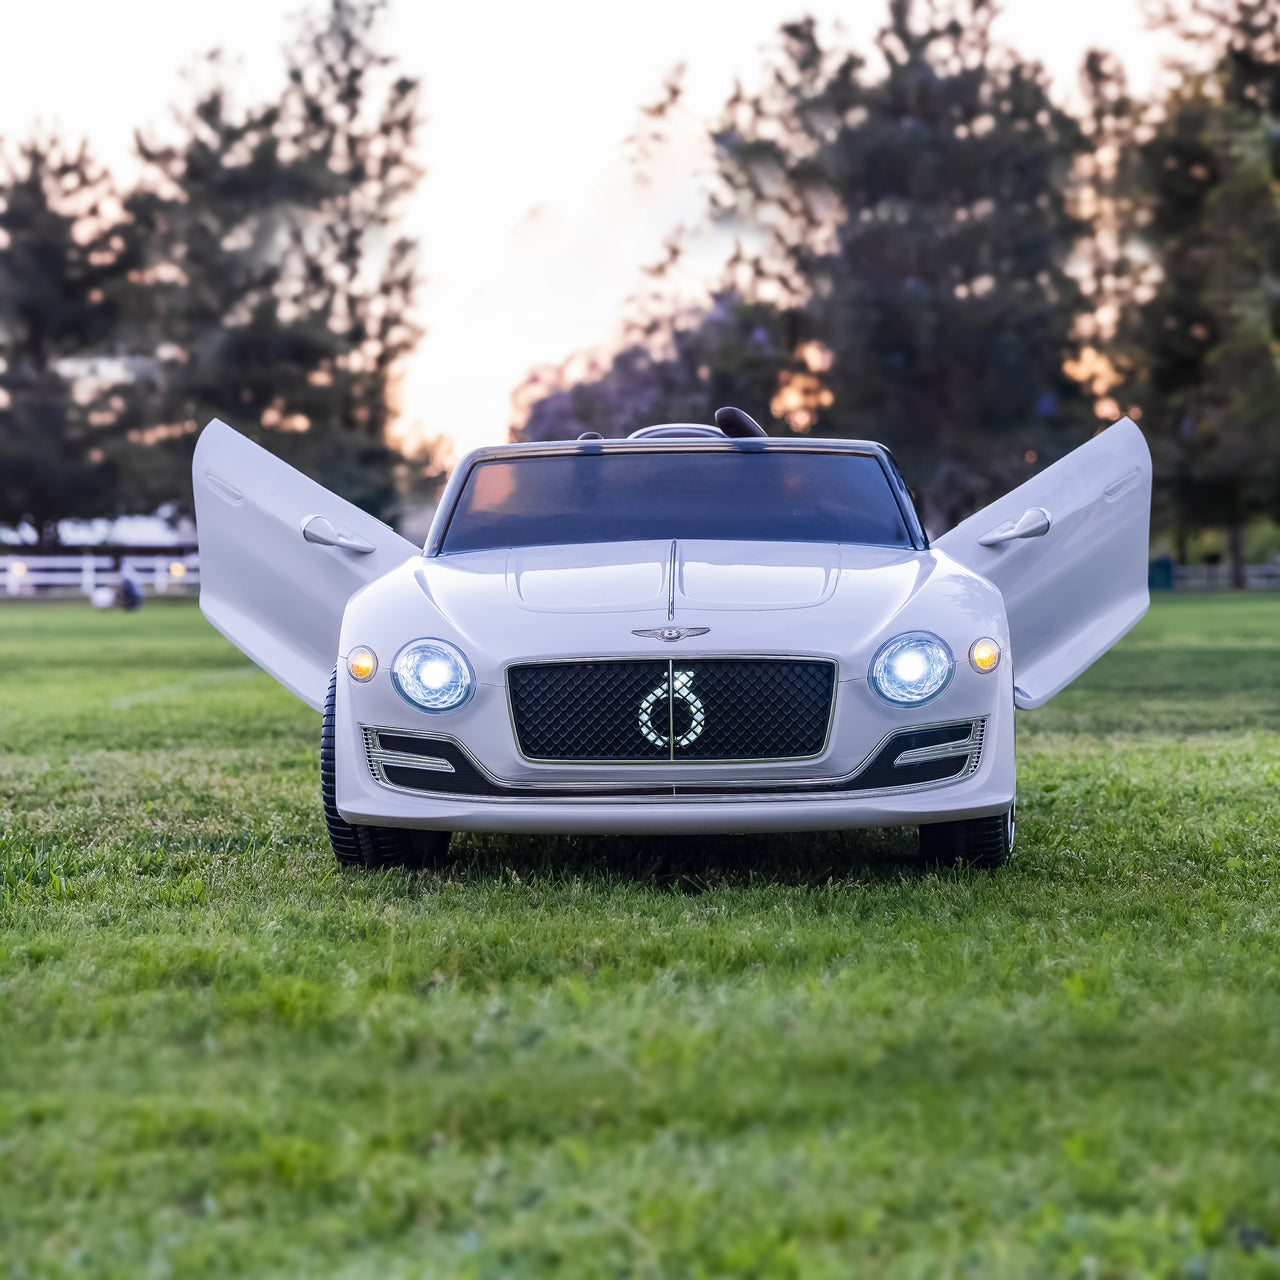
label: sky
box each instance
[0,0,1180,462]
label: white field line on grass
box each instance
[109,665,262,710]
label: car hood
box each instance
[357,539,1002,683]
[507,540,844,613]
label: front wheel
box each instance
[918,807,1013,869]
[321,668,452,870]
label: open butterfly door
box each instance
[934,418,1152,709]
[193,419,421,711]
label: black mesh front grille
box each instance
[507,658,836,762]
[672,660,834,760]
[508,661,670,760]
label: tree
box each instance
[516,1,1099,532]
[0,141,133,545]
[712,2,1097,527]
[517,292,810,441]
[1113,0,1280,581]
[111,0,430,521]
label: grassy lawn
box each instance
[3,595,1280,1278]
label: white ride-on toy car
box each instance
[193,407,1151,870]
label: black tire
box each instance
[321,668,452,870]
[918,807,1014,870]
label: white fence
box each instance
[0,551,200,597]
[3,551,1280,597]
[1171,563,1280,591]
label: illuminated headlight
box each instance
[969,637,1001,673]
[391,639,474,712]
[869,632,954,705]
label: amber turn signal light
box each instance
[969,638,1001,673]
[347,646,378,681]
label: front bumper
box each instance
[333,668,1016,836]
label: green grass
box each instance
[3,595,1280,1278]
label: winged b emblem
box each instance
[632,626,711,643]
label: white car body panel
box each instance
[193,418,1150,837]
[329,542,1016,833]
[331,612,1016,835]
[332,691,1016,834]
[192,419,420,710]
[935,417,1152,710]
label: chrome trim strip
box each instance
[667,661,675,758]
[893,728,983,767]
[369,765,445,796]
[502,654,840,765]
[368,772,980,807]
[363,727,459,780]
[366,768,982,806]
[377,751,456,773]
[667,539,677,621]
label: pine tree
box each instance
[1115,0,1280,581]
[0,141,132,545]
[112,0,427,520]
[711,2,1094,527]
[516,293,808,441]
[515,1,1097,531]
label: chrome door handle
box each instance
[300,514,376,555]
[977,506,1052,547]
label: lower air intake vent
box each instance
[361,719,983,800]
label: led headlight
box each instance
[869,632,954,705]
[391,639,474,712]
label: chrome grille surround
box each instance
[505,655,839,764]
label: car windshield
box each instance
[439,449,914,553]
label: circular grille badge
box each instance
[638,669,706,749]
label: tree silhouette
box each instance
[111,0,428,521]
[516,0,1097,532]
[0,141,133,544]
[1114,0,1280,579]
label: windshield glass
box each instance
[440,449,913,553]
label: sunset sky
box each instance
[0,1,1179,462]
